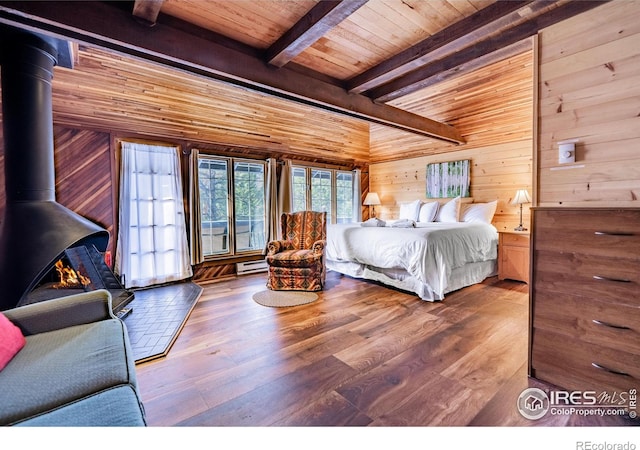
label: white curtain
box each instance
[115,142,193,288]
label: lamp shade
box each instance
[512,189,531,205]
[363,192,381,206]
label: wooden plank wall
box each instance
[53,127,116,257]
[537,0,640,207]
[369,48,534,231]
[370,140,533,232]
[51,47,370,166]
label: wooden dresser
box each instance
[530,208,640,393]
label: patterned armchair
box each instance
[266,211,327,291]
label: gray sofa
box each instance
[0,290,146,426]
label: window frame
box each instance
[291,164,355,224]
[197,153,267,260]
[335,170,355,224]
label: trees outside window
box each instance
[198,155,266,258]
[291,165,355,224]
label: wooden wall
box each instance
[51,47,370,166]
[369,47,534,231]
[53,127,116,256]
[370,140,532,232]
[537,0,640,207]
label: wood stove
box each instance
[0,26,132,312]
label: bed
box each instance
[325,214,499,302]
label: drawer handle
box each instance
[593,275,631,283]
[592,319,632,331]
[594,231,635,236]
[591,362,631,377]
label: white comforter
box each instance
[326,221,498,296]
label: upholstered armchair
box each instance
[266,211,327,291]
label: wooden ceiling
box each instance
[0,0,607,143]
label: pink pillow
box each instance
[0,312,26,371]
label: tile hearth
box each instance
[121,281,202,363]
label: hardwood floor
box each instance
[135,271,635,427]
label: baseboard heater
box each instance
[236,259,268,275]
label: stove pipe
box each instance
[0,27,109,310]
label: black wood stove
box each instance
[0,26,132,312]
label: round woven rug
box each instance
[252,290,318,307]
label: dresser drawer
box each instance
[533,249,639,282]
[535,209,640,234]
[533,250,640,306]
[534,209,640,259]
[535,229,640,259]
[500,232,529,247]
[533,290,640,354]
[531,328,640,393]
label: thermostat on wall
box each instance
[558,139,579,164]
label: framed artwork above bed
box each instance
[426,159,470,198]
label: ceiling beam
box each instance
[0,1,463,144]
[386,38,534,101]
[370,22,538,103]
[266,0,368,68]
[347,0,536,94]
[369,0,611,103]
[132,0,165,27]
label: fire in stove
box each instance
[20,245,134,313]
[53,260,90,289]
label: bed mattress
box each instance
[325,221,498,301]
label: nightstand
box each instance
[498,231,530,283]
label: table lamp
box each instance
[512,189,531,231]
[363,192,381,218]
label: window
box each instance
[291,165,355,224]
[233,161,266,253]
[311,169,332,219]
[336,171,354,224]
[291,167,307,213]
[115,141,192,288]
[198,158,230,256]
[198,155,266,258]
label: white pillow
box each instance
[418,201,439,222]
[398,200,422,221]
[435,196,461,222]
[461,200,498,224]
